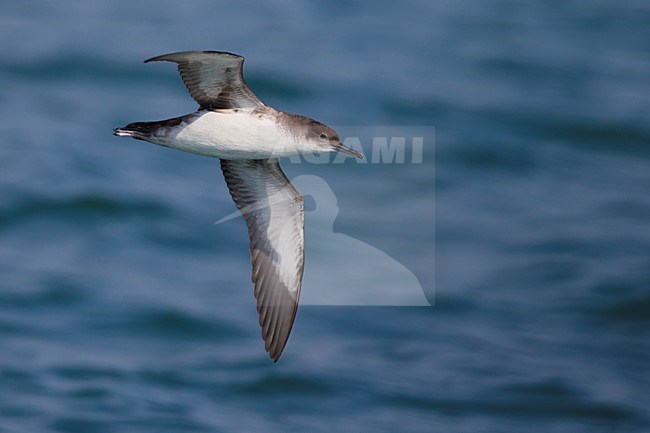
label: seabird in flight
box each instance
[114,51,362,361]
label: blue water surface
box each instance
[0,1,648,432]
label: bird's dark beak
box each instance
[333,142,364,159]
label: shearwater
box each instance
[114,51,362,361]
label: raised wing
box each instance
[145,51,265,110]
[220,159,304,361]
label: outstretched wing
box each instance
[220,159,304,361]
[146,51,265,110]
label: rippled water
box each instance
[1,1,649,432]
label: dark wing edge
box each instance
[220,159,305,361]
[145,51,265,110]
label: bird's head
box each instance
[304,119,363,159]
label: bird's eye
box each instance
[319,133,327,139]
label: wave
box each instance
[0,193,170,230]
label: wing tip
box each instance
[144,50,244,64]
[267,341,287,363]
[262,306,299,363]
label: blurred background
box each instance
[0,1,648,432]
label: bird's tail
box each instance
[113,122,156,141]
[114,114,189,141]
